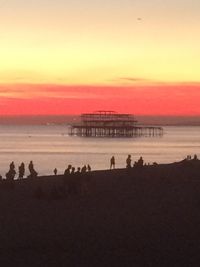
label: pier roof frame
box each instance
[81,111,137,123]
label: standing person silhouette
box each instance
[6,161,16,180]
[54,168,57,175]
[28,161,37,178]
[18,162,25,179]
[126,155,132,168]
[10,161,15,171]
[87,164,91,172]
[28,161,34,173]
[110,156,115,169]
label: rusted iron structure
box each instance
[69,111,163,137]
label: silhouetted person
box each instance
[64,165,71,176]
[87,164,91,172]
[18,162,25,179]
[28,161,37,178]
[186,155,191,160]
[28,161,34,173]
[126,155,132,168]
[10,161,15,171]
[194,154,198,160]
[81,165,87,173]
[6,162,16,181]
[71,167,75,174]
[76,167,81,174]
[138,156,144,167]
[110,156,115,169]
[54,168,57,175]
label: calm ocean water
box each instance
[0,125,199,176]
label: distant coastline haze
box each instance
[0,115,200,126]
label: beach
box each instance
[1,159,200,266]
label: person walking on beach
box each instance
[126,155,132,168]
[110,156,115,169]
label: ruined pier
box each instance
[69,111,163,137]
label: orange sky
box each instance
[0,83,200,115]
[0,0,200,115]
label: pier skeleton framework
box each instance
[70,111,163,137]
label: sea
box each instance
[0,125,199,177]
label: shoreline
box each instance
[1,157,199,180]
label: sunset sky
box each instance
[0,0,200,115]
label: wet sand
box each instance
[1,160,200,266]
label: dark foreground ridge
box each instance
[1,159,200,266]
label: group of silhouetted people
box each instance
[186,154,198,161]
[1,153,199,183]
[4,161,38,181]
[1,161,92,181]
[110,155,144,169]
[61,164,91,196]
[62,164,91,176]
[110,154,200,170]
[52,165,91,177]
